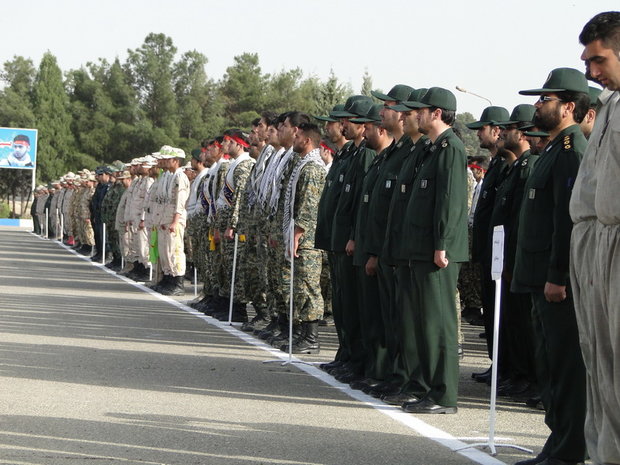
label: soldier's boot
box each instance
[291,320,320,354]
[204,296,227,316]
[127,263,145,280]
[241,306,270,332]
[161,276,185,296]
[150,274,171,292]
[184,263,195,281]
[105,255,122,271]
[215,302,247,322]
[135,263,152,282]
[122,261,139,278]
[269,315,292,347]
[81,245,94,256]
[190,294,211,310]
[279,323,304,352]
[256,316,279,339]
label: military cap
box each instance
[404,87,458,112]
[388,88,429,112]
[519,67,589,95]
[159,145,176,159]
[87,173,96,182]
[117,170,131,179]
[466,106,510,129]
[371,84,415,102]
[497,104,537,130]
[350,103,383,123]
[183,162,193,169]
[314,104,346,122]
[172,147,186,159]
[588,86,602,108]
[331,95,373,118]
[191,148,203,161]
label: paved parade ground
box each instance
[1,227,555,465]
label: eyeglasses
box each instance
[537,95,564,104]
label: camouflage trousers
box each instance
[266,237,286,317]
[106,221,121,257]
[320,250,333,316]
[280,246,324,324]
[79,219,95,245]
[458,227,482,309]
[239,232,268,311]
[217,233,247,303]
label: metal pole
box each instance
[60,213,64,243]
[45,208,49,239]
[228,233,239,325]
[193,266,198,298]
[102,223,106,265]
[287,220,295,361]
[455,86,493,106]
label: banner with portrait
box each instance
[0,127,38,170]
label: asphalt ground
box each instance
[0,227,555,465]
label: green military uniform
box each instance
[402,127,468,408]
[400,88,468,411]
[513,125,586,461]
[512,67,589,463]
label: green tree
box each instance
[455,112,487,159]
[126,33,179,140]
[32,52,82,182]
[220,53,266,127]
[0,56,37,128]
[361,69,373,97]
[313,69,352,117]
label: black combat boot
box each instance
[241,306,270,332]
[288,320,320,354]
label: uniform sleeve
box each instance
[229,161,254,230]
[174,174,190,216]
[434,143,467,251]
[295,164,325,234]
[547,149,581,285]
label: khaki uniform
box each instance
[158,168,190,277]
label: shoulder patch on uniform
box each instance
[441,139,449,148]
[521,158,528,167]
[563,134,573,151]
[424,139,432,146]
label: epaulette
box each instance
[441,139,449,149]
[563,134,573,151]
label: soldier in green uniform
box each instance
[324,97,376,383]
[399,87,468,414]
[348,102,393,388]
[512,68,590,465]
[491,104,539,399]
[467,106,511,383]
[379,89,436,403]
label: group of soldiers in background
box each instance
[29,11,620,465]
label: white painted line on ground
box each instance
[45,233,508,465]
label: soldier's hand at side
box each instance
[434,250,448,269]
[345,240,355,256]
[213,229,221,244]
[138,220,145,230]
[544,282,566,303]
[365,256,378,276]
[224,228,234,240]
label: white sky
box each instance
[3,0,617,118]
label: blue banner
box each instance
[0,127,38,170]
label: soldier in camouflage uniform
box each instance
[238,113,276,332]
[278,123,327,354]
[264,112,311,348]
[196,138,230,313]
[102,164,127,270]
[78,173,96,256]
[213,130,255,321]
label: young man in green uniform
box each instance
[513,68,590,465]
[400,88,468,414]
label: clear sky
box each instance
[3,0,617,117]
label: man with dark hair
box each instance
[513,68,590,465]
[580,86,602,138]
[491,105,539,400]
[397,87,467,414]
[278,122,326,352]
[571,11,620,465]
[213,130,255,320]
[467,106,511,384]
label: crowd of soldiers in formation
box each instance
[27,11,620,464]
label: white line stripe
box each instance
[45,233,508,465]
